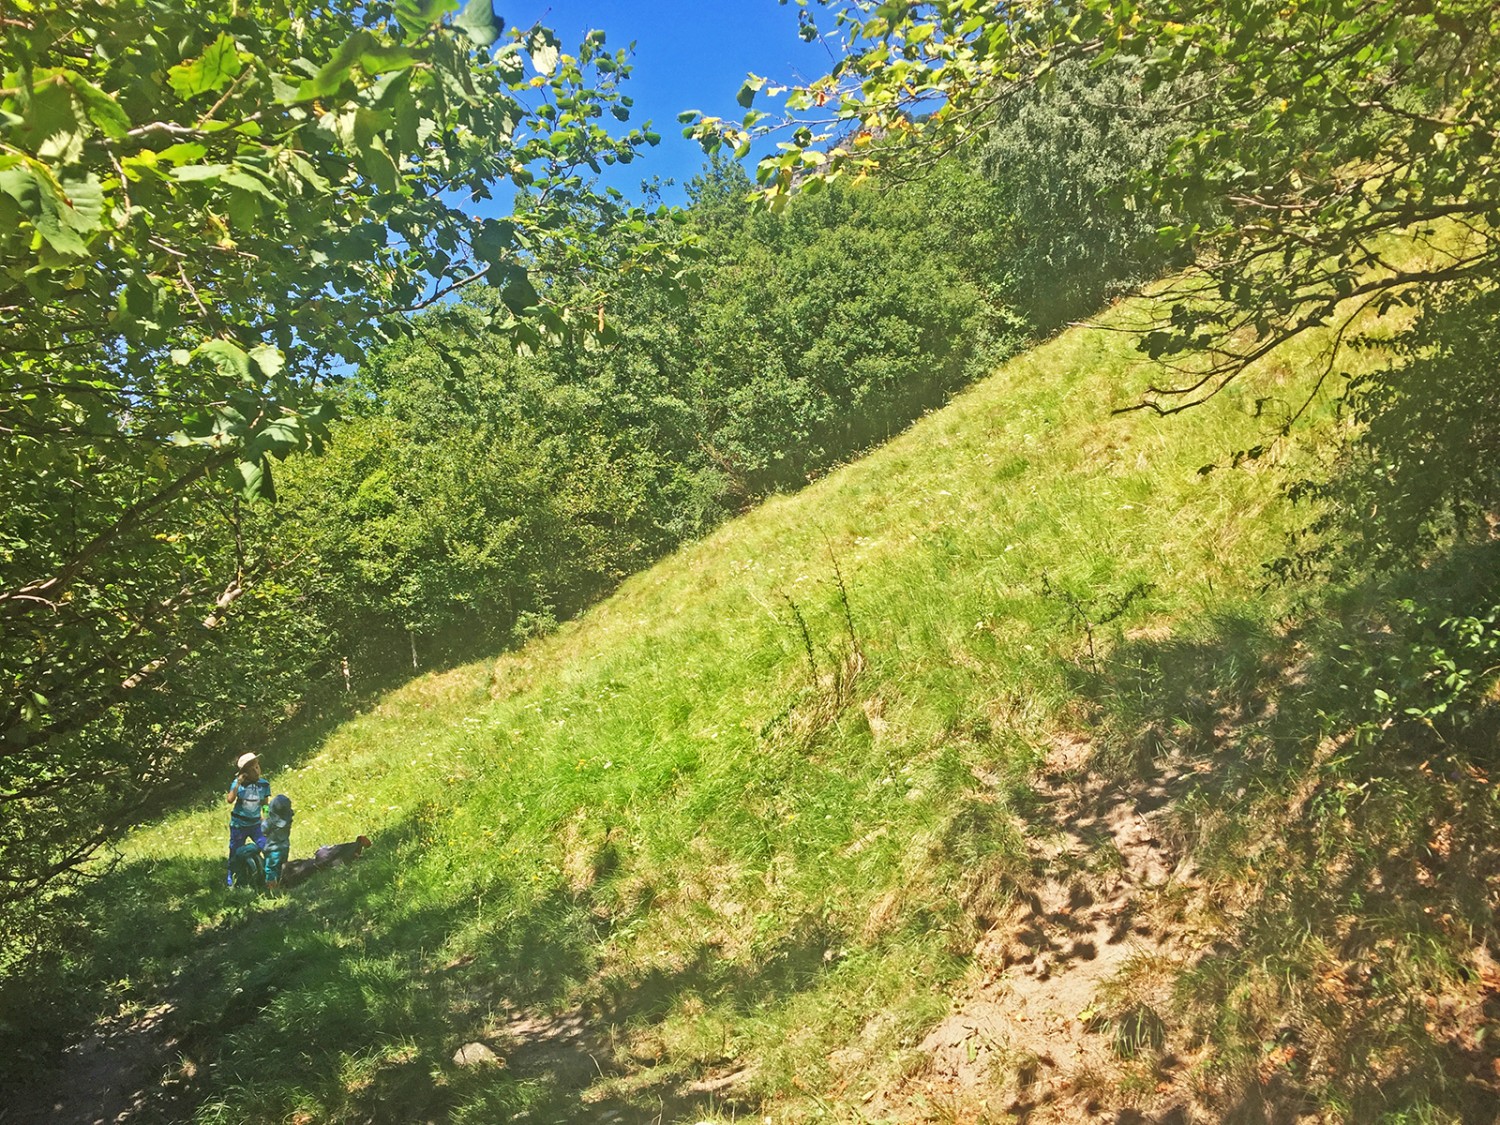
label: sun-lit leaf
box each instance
[55,174,103,232]
[66,76,131,140]
[526,26,561,76]
[170,163,231,183]
[359,44,418,76]
[19,78,89,166]
[235,456,274,500]
[154,142,209,165]
[222,168,280,201]
[454,0,503,46]
[296,31,374,100]
[167,33,245,99]
[737,74,766,108]
[249,344,285,379]
[0,165,40,210]
[197,339,253,383]
[394,0,460,34]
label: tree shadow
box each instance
[1,789,856,1123]
[1059,540,1500,1124]
[412,911,852,1122]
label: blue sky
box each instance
[502,0,835,201]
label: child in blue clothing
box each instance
[263,794,293,893]
[225,752,270,887]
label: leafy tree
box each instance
[684,162,1018,495]
[702,0,1496,391]
[1283,284,1500,575]
[977,56,1191,332]
[277,156,1020,669]
[281,290,717,670]
[703,0,1499,529]
[0,0,681,907]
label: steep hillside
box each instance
[7,288,1497,1125]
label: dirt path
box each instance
[2,1002,185,1125]
[877,736,1204,1123]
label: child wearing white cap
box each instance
[225,752,270,887]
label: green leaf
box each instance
[297,31,375,101]
[270,73,303,104]
[454,0,503,47]
[168,34,245,100]
[197,339,252,384]
[394,0,460,34]
[359,45,418,76]
[66,76,131,140]
[0,165,40,211]
[154,142,209,165]
[388,74,421,151]
[22,80,88,166]
[170,164,231,183]
[334,108,401,193]
[286,153,331,194]
[247,414,307,458]
[496,263,538,314]
[121,272,162,318]
[33,215,87,260]
[15,167,100,261]
[222,168,280,201]
[526,27,561,76]
[224,184,261,229]
[737,74,766,109]
[56,175,103,233]
[472,217,516,268]
[493,44,526,83]
[249,344,286,379]
[359,136,399,192]
[236,457,275,501]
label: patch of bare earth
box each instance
[875,733,1208,1124]
[449,1006,759,1124]
[3,1002,187,1125]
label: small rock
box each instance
[452,1041,499,1067]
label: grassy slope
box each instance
[15,287,1494,1123]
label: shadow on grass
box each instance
[412,913,850,1123]
[1062,541,1500,1124]
[2,786,848,1124]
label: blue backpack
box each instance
[228,839,265,888]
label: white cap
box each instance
[236,752,259,770]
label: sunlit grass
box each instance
[24,273,1474,1123]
